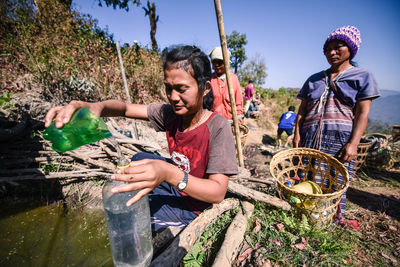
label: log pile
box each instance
[0,118,168,183]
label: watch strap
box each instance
[176,171,189,190]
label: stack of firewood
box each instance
[0,118,167,183]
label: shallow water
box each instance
[0,202,113,266]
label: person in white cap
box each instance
[209,46,243,122]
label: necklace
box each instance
[187,110,208,131]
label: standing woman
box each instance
[209,46,244,123]
[293,26,380,218]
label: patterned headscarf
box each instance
[323,26,362,59]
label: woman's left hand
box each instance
[110,159,172,206]
[338,143,358,162]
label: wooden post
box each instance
[213,0,244,167]
[116,42,139,139]
[116,42,131,104]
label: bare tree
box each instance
[238,53,267,86]
[143,0,159,52]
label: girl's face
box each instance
[212,59,226,76]
[164,67,209,117]
[324,40,351,66]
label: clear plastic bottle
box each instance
[102,160,153,267]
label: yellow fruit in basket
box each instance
[289,181,322,209]
[291,181,322,194]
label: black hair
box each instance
[350,60,358,67]
[248,79,254,83]
[161,45,214,110]
[289,106,295,112]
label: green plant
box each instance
[244,203,357,266]
[0,92,13,110]
[1,0,164,104]
[41,163,59,172]
[89,176,103,187]
[182,208,238,266]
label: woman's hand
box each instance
[337,99,371,163]
[110,159,174,206]
[44,100,103,128]
[338,142,358,162]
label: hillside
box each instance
[369,89,400,125]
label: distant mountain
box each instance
[369,89,400,126]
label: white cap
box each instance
[209,46,231,61]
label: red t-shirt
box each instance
[147,104,238,213]
[210,73,244,120]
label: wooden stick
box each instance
[213,0,244,167]
[66,151,115,171]
[150,198,239,267]
[116,41,131,104]
[212,201,254,267]
[115,42,139,139]
[228,181,291,210]
[0,171,110,181]
[3,156,75,165]
[237,177,275,185]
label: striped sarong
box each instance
[300,87,355,217]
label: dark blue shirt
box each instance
[278,111,297,129]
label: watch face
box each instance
[178,181,187,190]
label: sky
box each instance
[72,0,400,91]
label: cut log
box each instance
[150,198,239,267]
[228,181,291,210]
[212,201,254,267]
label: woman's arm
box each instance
[111,160,229,206]
[293,99,307,148]
[338,99,372,162]
[233,76,244,116]
[44,100,148,128]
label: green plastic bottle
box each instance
[43,107,112,152]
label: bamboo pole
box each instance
[116,42,131,104]
[116,42,139,139]
[213,0,244,167]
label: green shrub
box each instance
[0,0,165,104]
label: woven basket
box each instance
[354,140,372,173]
[392,125,400,140]
[270,148,349,226]
[232,124,249,149]
[365,133,389,148]
[365,133,390,169]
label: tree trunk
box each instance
[143,0,159,52]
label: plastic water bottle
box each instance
[102,160,153,267]
[43,107,111,152]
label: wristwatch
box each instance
[176,171,189,191]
